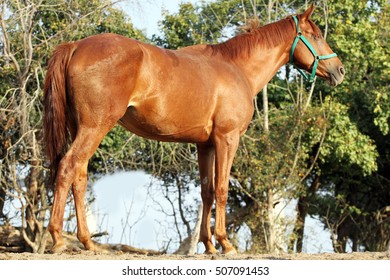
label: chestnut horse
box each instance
[44,4,344,254]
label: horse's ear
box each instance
[301,3,315,21]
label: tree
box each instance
[303,0,390,252]
[154,0,320,253]
[156,0,390,253]
[1,0,388,254]
[0,0,145,253]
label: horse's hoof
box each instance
[84,241,96,252]
[222,247,237,255]
[204,248,219,255]
[50,244,67,254]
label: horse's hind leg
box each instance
[49,124,115,252]
[71,161,92,250]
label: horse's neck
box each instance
[234,41,291,96]
[219,18,295,96]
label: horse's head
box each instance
[290,4,345,86]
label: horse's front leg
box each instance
[197,143,217,254]
[212,130,239,254]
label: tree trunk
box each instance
[0,177,6,220]
[266,187,275,253]
[23,133,48,253]
[289,197,306,253]
[174,202,202,255]
[262,84,276,253]
[289,174,320,252]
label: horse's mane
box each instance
[208,15,322,59]
[307,19,323,40]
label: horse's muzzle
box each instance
[328,65,345,87]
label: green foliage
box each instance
[0,0,147,251]
[2,0,389,253]
[305,0,390,251]
[1,0,146,173]
[155,0,389,253]
[320,98,378,175]
[318,0,390,135]
[153,3,205,48]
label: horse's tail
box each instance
[43,43,77,185]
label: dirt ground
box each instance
[1,250,389,260]
[1,226,389,260]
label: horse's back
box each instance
[68,33,145,79]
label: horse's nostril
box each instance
[339,66,345,76]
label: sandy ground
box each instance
[1,251,389,260]
[1,226,389,260]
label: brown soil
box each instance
[1,225,389,260]
[1,250,389,261]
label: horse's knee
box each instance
[215,187,228,205]
[201,186,214,203]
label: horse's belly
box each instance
[118,105,212,143]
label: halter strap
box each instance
[290,16,337,83]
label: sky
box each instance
[88,0,337,254]
[90,170,335,253]
[118,0,203,37]
[91,171,168,250]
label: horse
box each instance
[43,4,344,254]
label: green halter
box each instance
[290,16,337,83]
